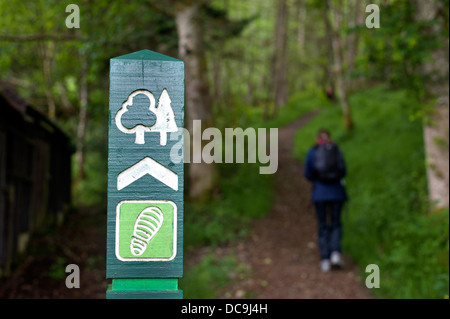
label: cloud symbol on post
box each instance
[115,89,178,145]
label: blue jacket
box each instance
[304,145,348,202]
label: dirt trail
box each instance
[221,112,373,299]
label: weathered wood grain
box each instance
[107,50,184,286]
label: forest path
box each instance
[219,112,374,299]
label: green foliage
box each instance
[380,208,449,298]
[294,86,449,298]
[433,136,449,151]
[202,2,257,44]
[0,0,180,210]
[72,150,107,208]
[180,253,240,299]
[257,90,335,129]
[357,0,447,101]
[185,162,273,249]
[48,257,67,280]
[214,89,334,130]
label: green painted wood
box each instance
[106,289,183,299]
[106,49,184,282]
[111,278,178,291]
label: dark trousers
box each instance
[314,201,344,260]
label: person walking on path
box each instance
[304,129,348,272]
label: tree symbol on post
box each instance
[115,89,177,146]
[152,89,177,146]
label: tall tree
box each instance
[296,0,307,57]
[415,0,449,208]
[173,1,217,199]
[149,0,227,199]
[76,53,89,179]
[171,0,254,198]
[345,0,363,91]
[324,0,354,131]
[272,0,289,113]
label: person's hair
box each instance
[317,129,331,140]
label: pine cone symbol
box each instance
[130,206,164,257]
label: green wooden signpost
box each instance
[106,50,184,299]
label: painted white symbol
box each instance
[115,89,178,146]
[130,206,164,257]
[117,157,178,191]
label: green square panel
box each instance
[116,200,176,261]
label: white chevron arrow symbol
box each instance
[117,157,178,191]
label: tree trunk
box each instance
[322,1,336,98]
[324,0,354,131]
[212,55,222,110]
[415,0,449,209]
[346,0,362,92]
[76,56,89,180]
[297,0,307,57]
[272,0,289,113]
[39,41,56,120]
[175,2,216,199]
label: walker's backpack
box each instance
[315,142,345,183]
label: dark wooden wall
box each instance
[0,92,72,277]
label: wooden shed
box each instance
[0,81,73,277]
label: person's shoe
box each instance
[330,251,343,268]
[320,259,331,272]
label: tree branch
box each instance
[0,34,82,42]
[148,1,175,17]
